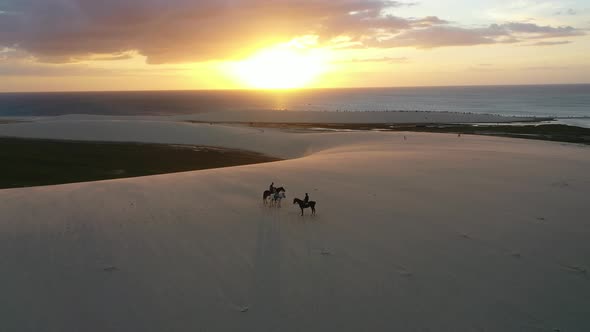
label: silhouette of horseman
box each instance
[293,192,316,216]
[263,182,285,206]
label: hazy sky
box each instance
[0,0,589,91]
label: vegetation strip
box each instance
[0,137,280,189]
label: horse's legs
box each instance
[312,206,316,215]
[300,207,304,216]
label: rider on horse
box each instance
[269,182,275,194]
[293,193,316,216]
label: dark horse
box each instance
[293,198,316,216]
[263,187,285,205]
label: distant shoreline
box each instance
[186,120,590,145]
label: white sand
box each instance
[0,117,589,331]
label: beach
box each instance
[0,112,589,331]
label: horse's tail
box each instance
[263,190,270,205]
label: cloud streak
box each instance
[336,56,409,64]
[524,40,572,46]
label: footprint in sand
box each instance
[511,252,522,259]
[103,266,119,272]
[536,217,546,222]
[551,181,570,188]
[234,305,249,313]
[560,264,588,276]
[393,264,414,278]
[320,249,332,256]
[398,270,413,278]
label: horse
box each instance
[293,198,316,216]
[263,187,285,205]
[271,191,287,207]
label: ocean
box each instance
[1,84,589,120]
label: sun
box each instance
[232,44,327,89]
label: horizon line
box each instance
[1,82,589,94]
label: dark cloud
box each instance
[524,40,572,46]
[501,22,584,38]
[369,26,500,48]
[0,63,112,76]
[90,53,135,61]
[0,59,187,76]
[0,1,585,64]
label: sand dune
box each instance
[0,118,589,331]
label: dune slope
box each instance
[0,123,589,332]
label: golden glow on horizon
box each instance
[1,34,589,92]
[231,43,328,89]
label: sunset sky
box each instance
[1,0,589,92]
